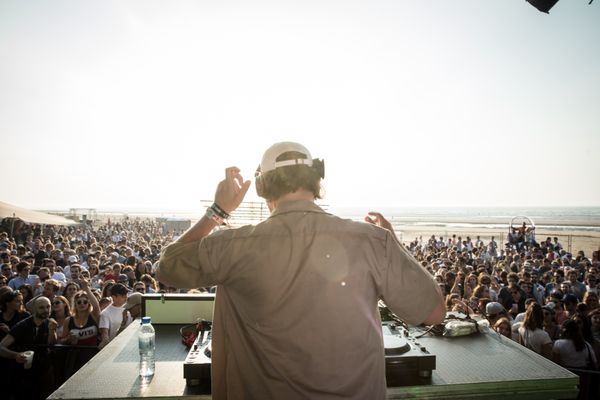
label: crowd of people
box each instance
[408,231,600,397]
[0,216,598,398]
[0,218,176,399]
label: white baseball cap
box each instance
[258,142,313,174]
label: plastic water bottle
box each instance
[139,316,155,377]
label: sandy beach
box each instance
[74,206,600,257]
[391,223,600,257]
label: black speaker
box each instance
[526,0,560,13]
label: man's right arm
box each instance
[157,166,250,288]
[0,334,26,363]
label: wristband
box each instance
[211,203,230,219]
[206,207,225,225]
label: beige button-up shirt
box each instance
[158,200,441,399]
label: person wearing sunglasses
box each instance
[62,279,100,347]
[50,295,71,340]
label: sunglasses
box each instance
[76,299,89,305]
[52,301,63,306]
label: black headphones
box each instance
[255,158,325,198]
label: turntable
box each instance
[184,321,435,388]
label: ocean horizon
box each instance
[51,205,600,233]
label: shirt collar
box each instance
[269,200,329,218]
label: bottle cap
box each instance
[142,316,151,324]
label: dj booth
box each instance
[49,294,578,400]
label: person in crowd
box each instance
[566,269,587,300]
[105,263,122,283]
[547,291,568,325]
[514,298,538,325]
[553,319,597,369]
[132,281,146,294]
[0,296,58,399]
[100,280,115,298]
[585,273,598,295]
[583,291,599,313]
[562,294,579,321]
[0,290,30,341]
[135,261,152,281]
[62,278,100,347]
[0,289,30,397]
[18,284,34,305]
[590,309,600,343]
[98,283,132,349]
[493,317,512,339]
[1,263,13,281]
[542,305,561,341]
[8,262,39,290]
[140,274,158,294]
[42,258,66,288]
[546,270,565,297]
[99,297,112,311]
[478,274,498,302]
[519,280,536,301]
[121,266,136,287]
[87,262,101,288]
[50,295,71,340]
[498,273,525,314]
[518,302,553,359]
[124,292,143,320]
[473,284,491,300]
[157,143,445,399]
[62,280,79,302]
[68,263,83,284]
[25,278,61,313]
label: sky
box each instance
[1,0,599,212]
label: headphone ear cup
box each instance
[255,176,264,197]
[313,159,325,179]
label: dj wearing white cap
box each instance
[157,142,444,399]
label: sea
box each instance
[90,205,600,233]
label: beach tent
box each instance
[0,201,78,226]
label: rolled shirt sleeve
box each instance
[378,232,443,325]
[157,239,217,289]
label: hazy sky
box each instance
[1,0,599,212]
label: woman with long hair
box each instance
[518,302,553,358]
[553,319,597,369]
[50,295,71,340]
[135,261,152,281]
[542,306,561,342]
[140,274,157,293]
[17,283,34,305]
[63,281,80,304]
[0,290,30,341]
[61,279,101,347]
[493,317,512,339]
[473,285,491,300]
